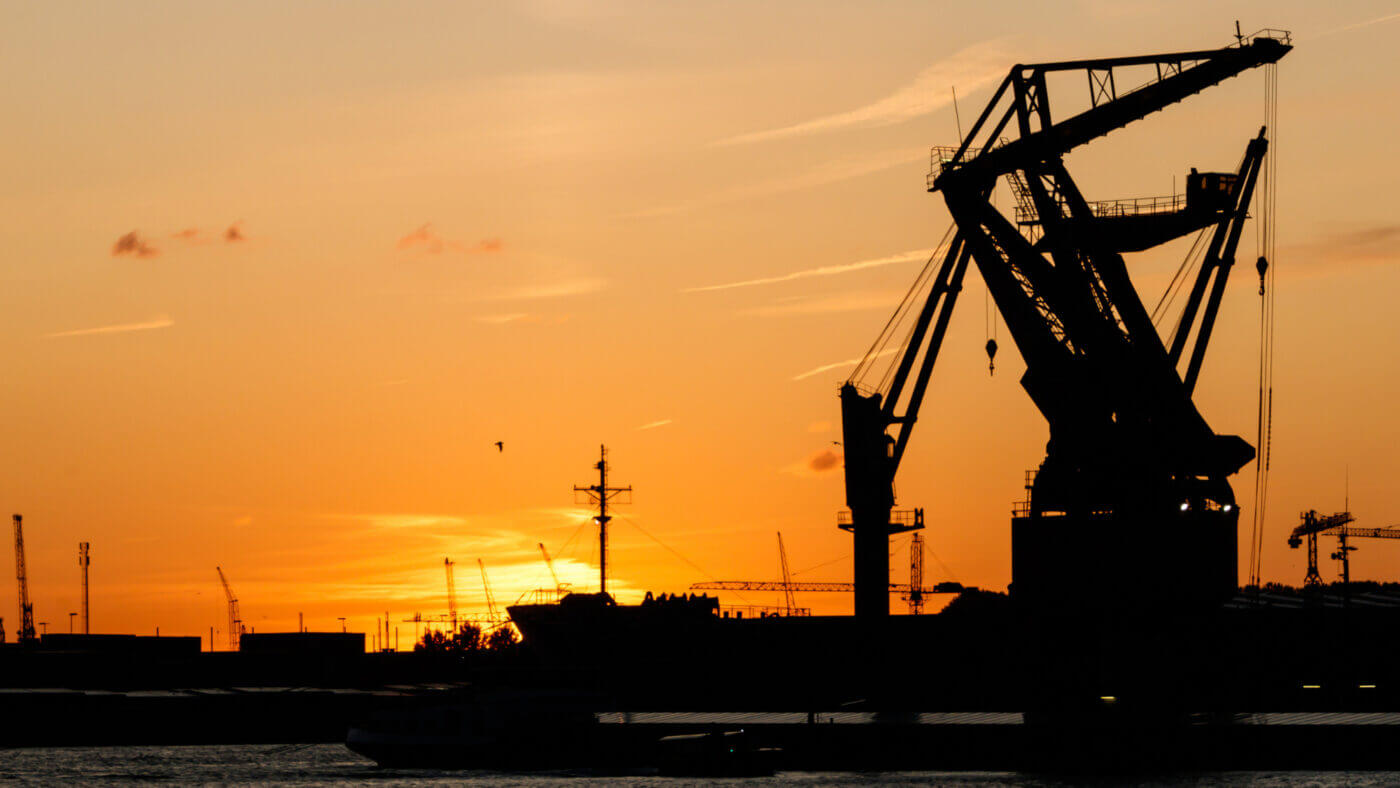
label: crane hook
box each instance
[1256,255,1269,296]
[985,338,998,376]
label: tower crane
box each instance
[840,29,1289,617]
[444,557,458,632]
[1287,510,1354,587]
[12,515,35,643]
[691,535,963,607]
[904,532,927,615]
[216,566,242,651]
[1289,513,1400,587]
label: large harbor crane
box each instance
[841,29,1289,617]
[12,515,35,643]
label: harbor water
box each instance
[0,745,1395,786]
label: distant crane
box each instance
[12,515,35,643]
[478,558,500,624]
[691,535,962,610]
[777,533,798,616]
[1288,510,1356,587]
[78,542,90,634]
[216,566,242,651]
[1290,511,1400,588]
[904,532,927,615]
[539,542,568,598]
[444,558,458,632]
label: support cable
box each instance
[850,222,956,387]
[1249,61,1280,590]
[615,514,753,605]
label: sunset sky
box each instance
[3,2,1399,647]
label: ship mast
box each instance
[574,445,631,595]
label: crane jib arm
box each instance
[931,36,1290,193]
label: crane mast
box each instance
[12,515,35,643]
[444,557,458,632]
[78,542,90,635]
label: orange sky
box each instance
[2,2,1399,647]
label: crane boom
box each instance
[777,532,797,615]
[216,566,241,651]
[539,543,562,592]
[12,515,35,643]
[478,558,499,621]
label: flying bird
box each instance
[494,441,504,452]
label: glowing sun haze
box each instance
[2,1,1399,646]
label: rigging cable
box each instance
[1248,60,1280,590]
[614,513,753,605]
[849,222,957,388]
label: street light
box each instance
[337,617,346,633]
[69,612,76,634]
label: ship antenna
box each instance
[575,445,632,596]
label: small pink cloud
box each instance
[224,221,245,242]
[112,231,158,258]
[397,223,443,252]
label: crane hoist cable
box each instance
[1248,60,1281,590]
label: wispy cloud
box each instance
[793,346,898,381]
[742,290,906,317]
[1307,11,1400,41]
[46,315,174,339]
[686,249,932,294]
[476,313,531,324]
[716,40,1010,146]
[628,147,925,219]
[1285,224,1400,271]
[498,278,605,300]
[398,223,504,255]
[636,419,673,431]
[112,231,158,258]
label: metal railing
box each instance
[1013,192,1187,226]
[1233,28,1291,47]
[836,509,923,529]
[719,604,810,619]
